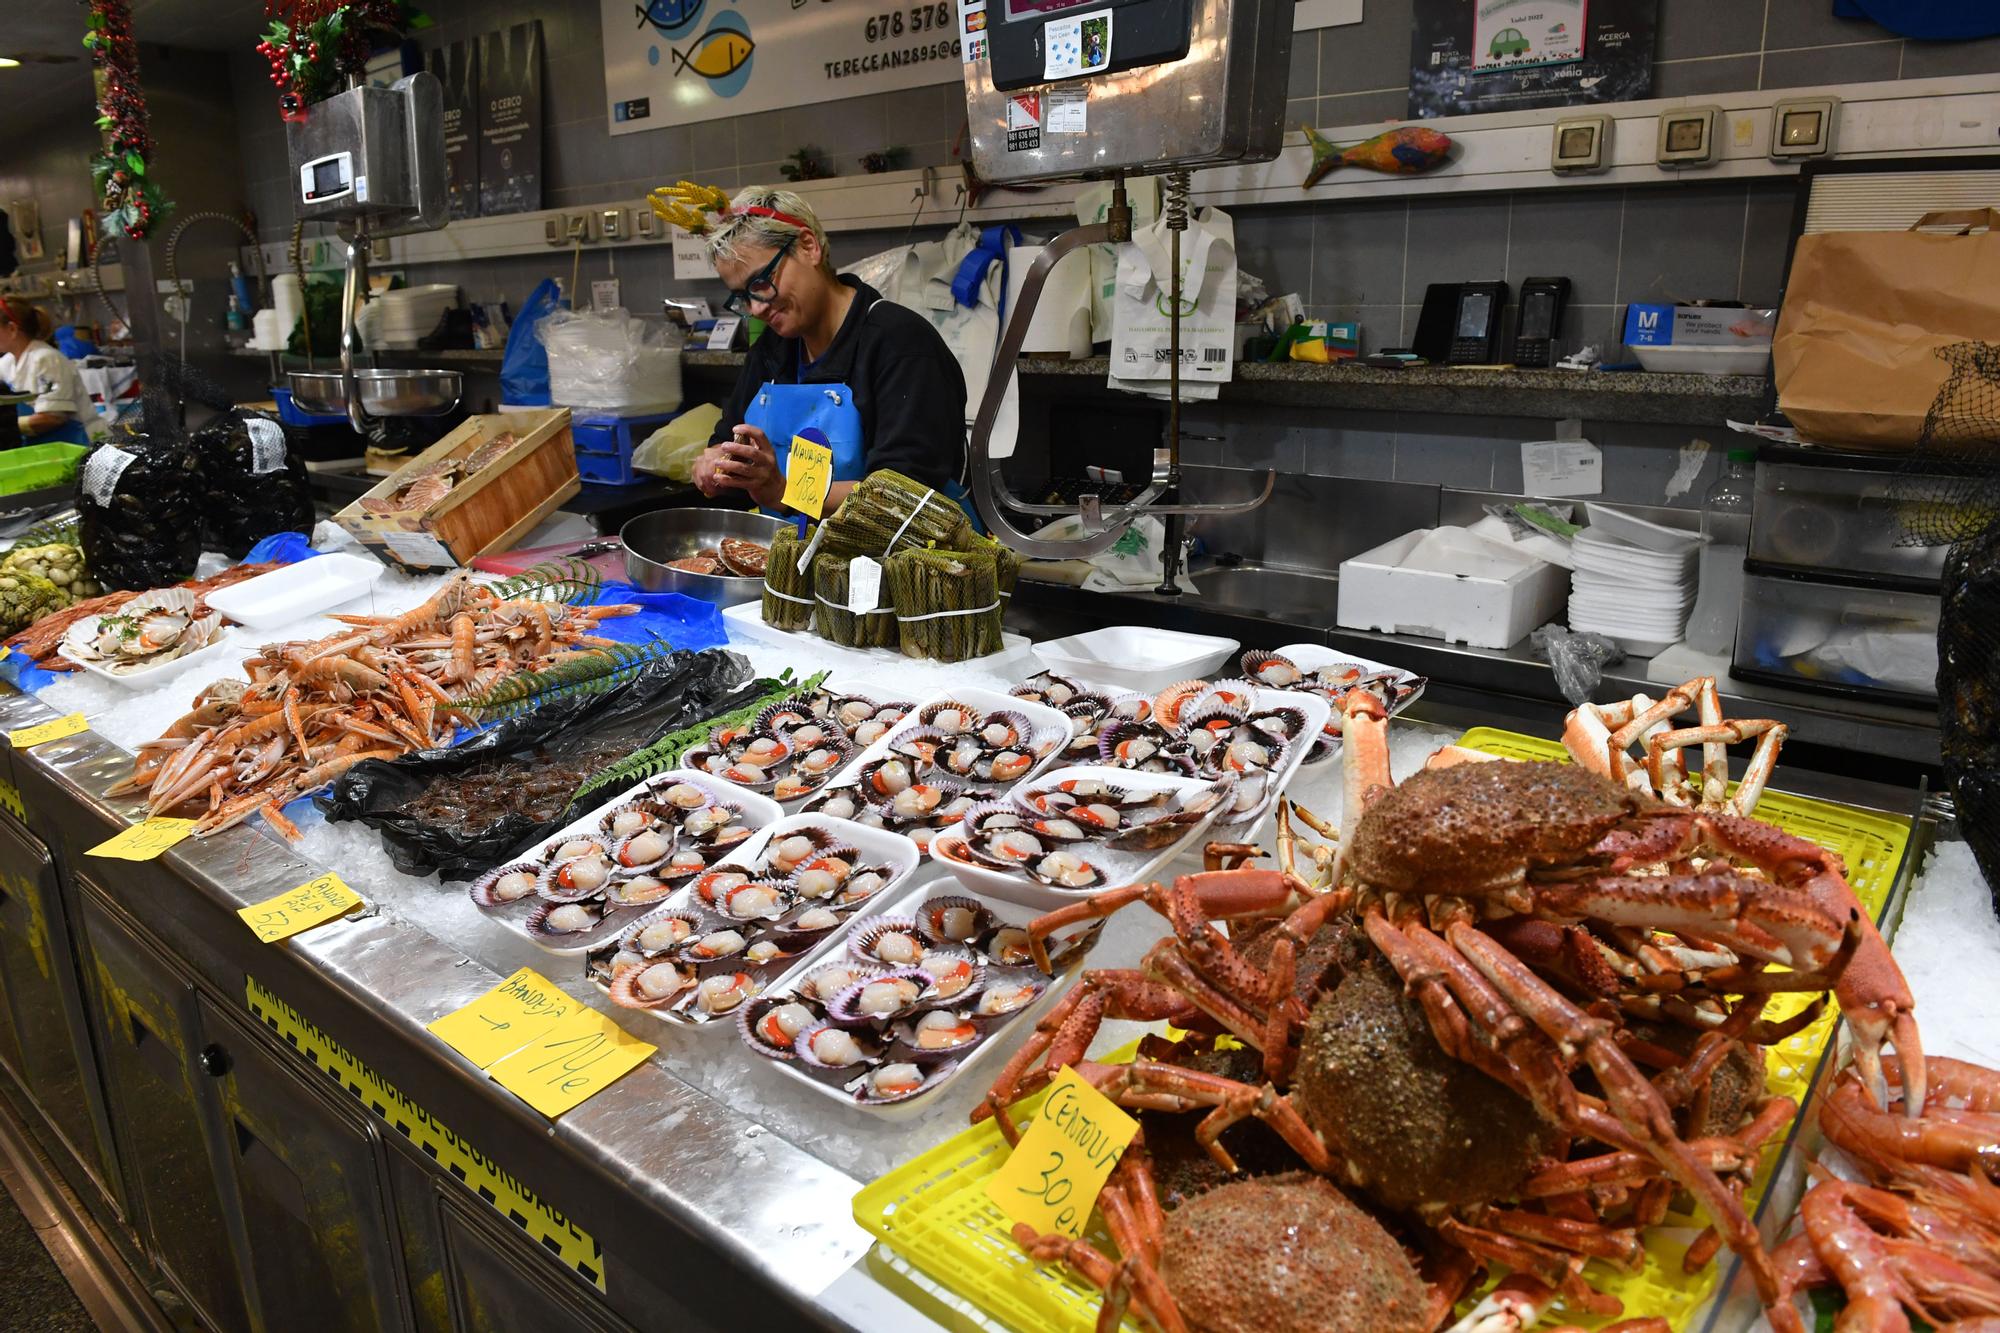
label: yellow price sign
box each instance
[489,1007,656,1118]
[238,873,365,944]
[781,434,836,518]
[86,816,198,861]
[984,1066,1138,1239]
[8,712,89,749]
[427,968,581,1069]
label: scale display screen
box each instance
[311,158,348,197]
[1003,0,1102,18]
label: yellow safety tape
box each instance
[0,778,26,823]
[245,975,607,1293]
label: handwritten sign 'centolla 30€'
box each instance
[984,1065,1138,1239]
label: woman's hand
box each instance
[709,425,785,509]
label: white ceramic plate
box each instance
[202,553,387,629]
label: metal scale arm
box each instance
[965,175,1272,560]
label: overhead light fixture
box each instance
[0,58,22,69]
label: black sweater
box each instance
[709,276,968,491]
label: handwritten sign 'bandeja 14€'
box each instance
[984,1065,1139,1240]
[427,968,581,1069]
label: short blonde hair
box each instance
[707,186,831,270]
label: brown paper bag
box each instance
[1772,208,2000,451]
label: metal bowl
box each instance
[288,369,463,417]
[620,508,791,608]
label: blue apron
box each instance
[741,323,983,531]
[14,403,89,447]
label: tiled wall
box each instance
[194,0,1993,499]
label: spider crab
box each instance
[978,679,1921,1333]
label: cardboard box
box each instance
[1337,528,1570,650]
[333,408,578,572]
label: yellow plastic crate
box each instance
[853,727,1912,1332]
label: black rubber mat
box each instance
[0,1184,94,1331]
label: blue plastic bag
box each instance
[242,531,324,565]
[502,279,564,407]
[582,582,727,653]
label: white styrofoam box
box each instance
[1032,625,1240,695]
[1337,528,1570,651]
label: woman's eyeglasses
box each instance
[722,237,797,316]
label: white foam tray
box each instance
[732,875,1092,1121]
[827,685,1071,798]
[57,627,238,691]
[202,553,387,629]
[600,811,927,1030]
[930,763,1228,911]
[468,768,784,956]
[1032,625,1240,696]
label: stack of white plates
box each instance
[1567,524,1701,656]
[365,283,457,348]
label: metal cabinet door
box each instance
[192,994,413,1333]
[434,1188,635,1333]
[0,813,120,1207]
[74,881,251,1333]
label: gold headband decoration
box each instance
[647,180,734,234]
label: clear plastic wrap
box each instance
[536,307,684,411]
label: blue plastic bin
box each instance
[571,409,680,487]
[271,385,351,428]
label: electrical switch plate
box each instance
[544,217,563,246]
[1770,96,1839,160]
[601,208,625,240]
[633,210,658,240]
[1550,114,1610,174]
[1656,105,1721,168]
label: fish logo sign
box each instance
[635,0,705,37]
[672,10,756,94]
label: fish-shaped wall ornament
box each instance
[1301,125,1455,189]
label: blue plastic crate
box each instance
[570,408,680,488]
[271,385,350,427]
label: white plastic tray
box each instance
[827,685,1071,796]
[1271,643,1427,748]
[733,875,1094,1120]
[721,599,1038,678]
[1212,685,1331,840]
[1582,503,1703,556]
[930,763,1228,910]
[1032,625,1240,696]
[600,812,927,1029]
[56,627,237,691]
[469,769,784,956]
[202,553,387,629]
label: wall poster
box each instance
[478,21,543,216]
[1409,0,1654,119]
[606,0,1365,134]
[425,39,479,221]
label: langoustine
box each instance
[111,570,638,839]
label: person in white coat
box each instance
[0,299,90,446]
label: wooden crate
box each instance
[333,409,580,572]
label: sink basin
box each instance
[1191,565,1339,624]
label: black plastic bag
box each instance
[76,418,202,590]
[192,408,316,559]
[317,648,757,879]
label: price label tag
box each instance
[984,1066,1138,1239]
[427,967,580,1069]
[782,431,836,519]
[489,1007,656,1118]
[7,713,88,749]
[86,816,198,861]
[705,314,742,350]
[237,872,365,943]
[847,555,883,613]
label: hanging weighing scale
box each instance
[961,0,1294,576]
[282,74,461,433]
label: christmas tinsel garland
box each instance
[83,0,170,240]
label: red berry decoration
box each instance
[83,0,169,239]
[257,1,407,120]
